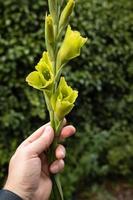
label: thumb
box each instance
[27,126,54,155]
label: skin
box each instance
[4,121,76,200]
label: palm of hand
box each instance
[32,154,52,200]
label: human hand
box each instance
[4,121,76,200]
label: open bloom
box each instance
[26,51,53,90]
[51,77,78,120]
[57,25,87,68]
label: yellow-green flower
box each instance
[51,77,78,120]
[57,25,87,68]
[26,51,53,90]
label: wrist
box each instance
[0,189,23,200]
[4,183,31,200]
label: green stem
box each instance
[43,90,64,200]
[45,3,64,199]
[49,109,64,200]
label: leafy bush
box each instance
[0,0,133,199]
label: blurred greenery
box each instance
[0,0,133,199]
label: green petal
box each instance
[65,90,78,104]
[59,77,70,97]
[43,51,52,69]
[35,51,53,72]
[55,99,74,120]
[59,77,78,103]
[51,77,78,120]
[36,64,52,81]
[26,71,45,90]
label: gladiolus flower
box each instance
[57,25,87,68]
[51,77,78,120]
[26,52,53,90]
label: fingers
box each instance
[19,122,50,148]
[60,125,76,141]
[55,144,66,159]
[50,159,64,174]
[17,120,75,160]
[46,124,76,174]
[49,144,66,174]
[19,119,67,148]
[27,122,50,142]
[27,126,54,155]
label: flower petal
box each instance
[26,71,45,90]
[57,26,87,67]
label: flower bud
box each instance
[59,0,75,31]
[48,0,58,23]
[57,25,87,68]
[57,0,64,7]
[45,14,55,60]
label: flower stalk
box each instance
[26,0,87,199]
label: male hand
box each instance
[4,121,76,200]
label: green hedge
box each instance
[0,0,133,199]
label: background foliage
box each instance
[0,0,133,199]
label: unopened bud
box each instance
[45,14,54,43]
[59,0,75,31]
[45,14,55,60]
[48,0,58,23]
